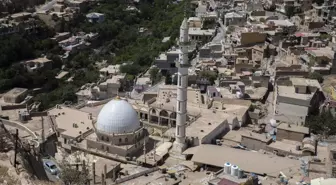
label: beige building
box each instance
[24,57,52,73]
[48,98,148,158]
[3,88,29,104]
[240,32,267,45]
[276,123,309,142]
[274,77,324,125]
[189,27,216,43]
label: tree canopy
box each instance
[0,0,186,109]
[305,110,336,138]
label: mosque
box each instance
[48,97,149,158]
[85,98,149,157]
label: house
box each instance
[224,12,246,26]
[274,77,325,125]
[189,27,216,43]
[86,12,105,23]
[24,57,52,73]
[3,88,28,104]
[276,123,309,142]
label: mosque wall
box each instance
[86,136,148,157]
[95,127,145,146]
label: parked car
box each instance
[44,161,58,175]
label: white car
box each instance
[44,161,58,175]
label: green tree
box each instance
[165,73,172,85]
[285,6,295,18]
[305,110,336,138]
[263,45,271,59]
[149,67,162,84]
[308,72,323,83]
[199,71,217,85]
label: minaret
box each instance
[172,3,189,156]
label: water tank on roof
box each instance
[236,91,243,99]
[224,162,231,174]
[231,165,239,176]
[238,169,244,179]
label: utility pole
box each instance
[14,129,18,168]
[153,140,156,166]
[41,116,45,154]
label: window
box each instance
[177,126,180,135]
[64,138,67,144]
[101,145,104,150]
[106,137,109,142]
[178,102,180,111]
[178,76,181,86]
[125,138,128,143]
[101,136,104,141]
[106,147,109,152]
[119,138,122,143]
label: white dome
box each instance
[96,99,140,134]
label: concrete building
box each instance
[199,43,224,59]
[276,123,309,142]
[188,27,216,43]
[2,88,29,104]
[240,132,273,151]
[0,12,40,36]
[224,12,246,26]
[240,32,267,45]
[48,98,149,157]
[189,144,302,177]
[76,74,126,101]
[86,12,104,23]
[305,47,335,74]
[58,32,99,54]
[188,17,202,28]
[274,77,325,125]
[24,57,52,73]
[99,64,121,77]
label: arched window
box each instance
[119,138,122,143]
[101,136,104,141]
[106,137,109,142]
[125,138,128,143]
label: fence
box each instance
[113,167,159,184]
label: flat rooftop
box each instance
[3,87,28,97]
[25,57,51,64]
[267,139,303,155]
[189,28,216,36]
[99,64,120,74]
[291,78,321,89]
[191,145,301,177]
[277,85,314,100]
[307,47,334,59]
[277,123,309,134]
[48,105,94,138]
